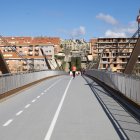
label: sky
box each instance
[0,0,140,41]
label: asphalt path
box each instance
[0,75,121,140]
[84,76,140,140]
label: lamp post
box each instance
[137,9,140,37]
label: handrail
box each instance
[85,69,140,105]
[0,70,66,94]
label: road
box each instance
[0,75,139,140]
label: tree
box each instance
[70,57,81,71]
[76,57,81,71]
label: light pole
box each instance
[137,9,140,37]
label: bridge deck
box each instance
[0,75,139,140]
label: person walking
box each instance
[72,65,76,78]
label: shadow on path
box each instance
[83,76,140,140]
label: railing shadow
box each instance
[83,76,140,140]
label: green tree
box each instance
[70,57,81,71]
[76,57,81,71]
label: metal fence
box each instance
[0,70,66,94]
[85,69,140,105]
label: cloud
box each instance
[96,13,118,25]
[104,21,137,38]
[57,26,86,38]
[70,26,86,38]
[120,21,137,34]
[105,30,126,38]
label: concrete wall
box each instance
[0,70,66,95]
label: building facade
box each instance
[0,37,61,73]
[90,37,140,74]
[61,39,92,61]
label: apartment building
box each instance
[59,39,93,71]
[61,39,92,60]
[0,37,61,73]
[90,37,140,74]
[61,39,91,51]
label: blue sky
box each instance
[0,0,139,41]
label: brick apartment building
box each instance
[1,36,140,75]
[0,37,61,73]
[90,37,140,74]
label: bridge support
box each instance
[0,50,10,74]
[40,48,51,70]
[124,37,140,74]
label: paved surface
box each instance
[0,75,139,140]
[84,76,140,140]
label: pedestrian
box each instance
[81,68,85,75]
[72,65,76,78]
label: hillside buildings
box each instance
[90,37,140,74]
[61,39,91,60]
[0,37,61,73]
[60,39,92,71]
[0,36,140,75]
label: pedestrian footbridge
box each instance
[0,70,140,140]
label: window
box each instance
[102,58,107,61]
[122,58,125,62]
[103,64,106,68]
[114,64,117,67]
[113,58,116,62]
[106,53,109,57]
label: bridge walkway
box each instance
[0,75,139,140]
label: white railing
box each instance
[0,70,67,94]
[85,69,140,105]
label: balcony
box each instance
[28,52,33,56]
[23,61,27,65]
[101,61,109,64]
[28,47,33,51]
[35,52,39,56]
[23,66,28,70]
[35,47,39,51]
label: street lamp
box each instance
[136,9,140,37]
